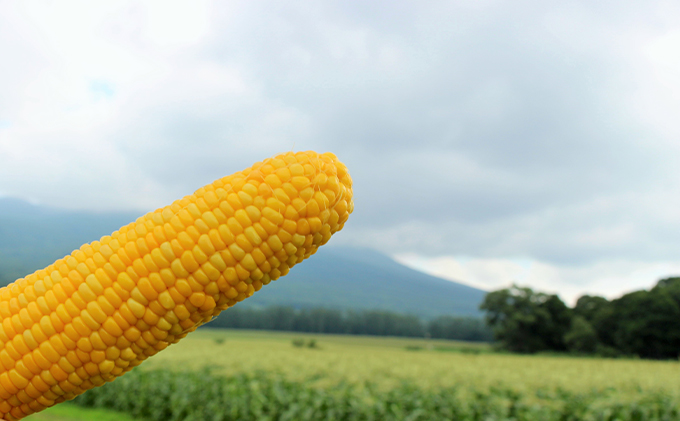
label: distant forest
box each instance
[208,306,493,342]
[482,277,680,359]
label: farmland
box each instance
[143,329,680,394]
[23,328,680,420]
[26,405,137,421]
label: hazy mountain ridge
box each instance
[0,197,140,284]
[0,198,486,318]
[241,246,486,318]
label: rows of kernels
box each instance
[0,151,352,420]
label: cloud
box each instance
[2,1,680,299]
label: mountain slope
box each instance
[0,198,487,318]
[240,246,486,318]
[0,198,139,284]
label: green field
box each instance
[145,329,680,395]
[23,329,680,420]
[25,404,138,420]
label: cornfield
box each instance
[55,330,680,420]
[72,368,680,421]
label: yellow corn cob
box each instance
[0,150,353,420]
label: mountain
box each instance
[0,198,139,285]
[0,198,487,318]
[240,246,486,318]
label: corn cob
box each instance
[0,150,353,420]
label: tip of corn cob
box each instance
[0,150,353,420]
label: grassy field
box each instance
[25,404,138,420]
[144,328,680,396]
[22,329,680,420]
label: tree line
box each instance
[481,277,680,359]
[207,306,493,342]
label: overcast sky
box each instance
[2,1,680,304]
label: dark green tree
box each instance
[428,316,493,342]
[482,277,680,359]
[564,315,598,353]
[608,287,680,359]
[573,295,609,322]
[207,306,490,341]
[480,285,571,353]
[539,294,572,351]
[653,277,680,311]
[654,277,680,291]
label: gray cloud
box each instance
[2,0,680,275]
[172,1,680,265]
